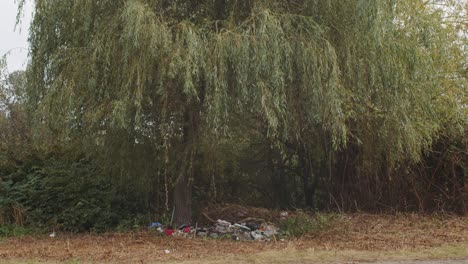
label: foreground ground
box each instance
[0,214,467,263]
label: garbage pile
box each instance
[150,219,282,242]
[149,205,289,242]
[206,219,281,241]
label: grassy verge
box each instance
[4,245,468,264]
[175,245,468,264]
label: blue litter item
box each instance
[149,222,163,229]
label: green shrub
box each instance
[0,156,150,232]
[280,212,335,237]
[0,225,39,238]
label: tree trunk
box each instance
[172,106,199,226]
[173,154,193,226]
[301,148,315,208]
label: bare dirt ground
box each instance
[0,214,467,263]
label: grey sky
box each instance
[0,0,33,72]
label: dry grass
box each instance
[0,214,467,264]
[4,246,468,264]
[174,245,468,264]
[309,213,468,251]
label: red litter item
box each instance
[182,227,191,233]
[165,229,174,236]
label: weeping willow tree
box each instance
[281,0,466,211]
[314,0,466,210]
[22,0,466,222]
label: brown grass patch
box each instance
[306,213,468,251]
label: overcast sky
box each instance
[0,0,33,72]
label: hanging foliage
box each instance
[17,0,466,220]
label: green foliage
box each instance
[23,0,465,168]
[0,225,39,239]
[280,212,336,237]
[0,156,151,232]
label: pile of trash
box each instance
[150,218,282,242]
[203,218,281,241]
[149,204,290,242]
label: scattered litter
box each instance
[217,219,231,227]
[149,222,163,229]
[215,219,232,233]
[49,231,56,238]
[261,224,279,237]
[196,228,208,237]
[180,226,191,233]
[165,229,174,236]
[246,222,260,231]
[164,249,171,254]
[233,223,251,231]
[249,231,261,240]
[178,224,190,230]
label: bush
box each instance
[0,156,150,232]
[0,225,39,238]
[280,212,335,237]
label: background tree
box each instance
[16,0,467,226]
